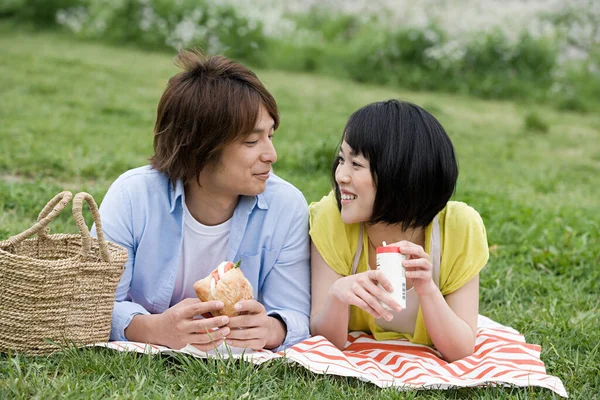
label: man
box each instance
[93,50,310,351]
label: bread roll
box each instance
[193,261,254,317]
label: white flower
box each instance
[56,7,88,34]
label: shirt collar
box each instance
[235,193,269,212]
[169,179,269,213]
[169,179,185,213]
[256,192,268,210]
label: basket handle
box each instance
[72,192,111,262]
[2,191,73,248]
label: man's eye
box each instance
[268,134,274,141]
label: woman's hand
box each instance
[153,298,230,351]
[330,270,403,321]
[225,300,286,350]
[390,240,436,297]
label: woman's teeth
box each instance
[341,194,357,200]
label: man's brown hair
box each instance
[150,50,279,184]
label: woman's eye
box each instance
[352,161,362,168]
[245,140,258,145]
[268,134,274,141]
[337,156,345,164]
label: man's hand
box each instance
[151,298,229,351]
[225,299,286,350]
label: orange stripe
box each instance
[471,365,499,380]
[458,359,543,374]
[473,343,541,358]
[289,353,397,381]
[385,364,444,380]
[316,342,543,374]
[468,355,544,368]
[355,352,461,378]
[293,347,444,382]
[406,372,451,383]
[345,343,442,360]
[292,348,359,368]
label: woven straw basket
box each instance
[0,191,127,355]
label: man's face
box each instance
[201,104,277,197]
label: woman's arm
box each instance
[400,240,479,361]
[310,242,401,350]
[310,243,350,349]
[418,276,479,362]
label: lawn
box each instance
[1,23,599,399]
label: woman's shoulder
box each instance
[309,191,358,276]
[309,191,355,236]
[438,201,489,293]
[439,201,485,233]
[309,191,340,220]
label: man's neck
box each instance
[184,182,240,226]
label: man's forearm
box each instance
[124,314,161,344]
[265,316,287,350]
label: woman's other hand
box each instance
[388,240,436,297]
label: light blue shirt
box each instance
[92,166,311,350]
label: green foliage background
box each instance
[2,0,600,112]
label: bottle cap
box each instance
[376,246,401,254]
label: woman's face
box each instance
[335,140,376,224]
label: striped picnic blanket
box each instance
[96,315,567,397]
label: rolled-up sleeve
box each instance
[91,179,149,341]
[261,196,311,351]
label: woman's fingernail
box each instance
[215,301,224,308]
[234,303,242,311]
[222,316,229,324]
[222,327,230,335]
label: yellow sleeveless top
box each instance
[309,191,489,345]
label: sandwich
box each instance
[193,260,254,317]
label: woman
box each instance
[309,100,488,362]
[92,50,310,352]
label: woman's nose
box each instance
[335,164,350,184]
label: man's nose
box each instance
[260,140,277,164]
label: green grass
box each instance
[1,22,599,398]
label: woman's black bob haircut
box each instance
[332,99,458,230]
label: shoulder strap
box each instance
[351,223,363,275]
[431,216,441,285]
[351,219,440,279]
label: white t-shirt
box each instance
[170,202,231,306]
